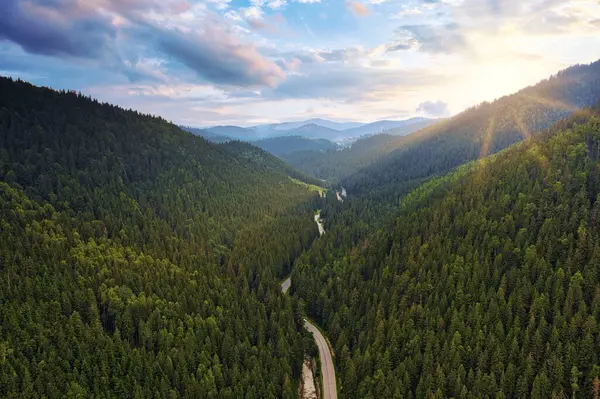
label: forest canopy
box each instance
[0,77,323,398]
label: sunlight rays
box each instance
[513,113,531,140]
[479,115,496,159]
[520,94,578,112]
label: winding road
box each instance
[280,210,337,398]
[304,319,337,399]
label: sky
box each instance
[1,0,600,126]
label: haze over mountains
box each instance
[283,60,600,186]
[189,117,439,142]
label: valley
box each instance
[3,22,600,398]
[282,209,336,399]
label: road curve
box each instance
[281,277,291,294]
[304,319,337,399]
[280,210,336,398]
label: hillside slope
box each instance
[0,77,321,398]
[253,135,337,158]
[294,108,600,398]
[284,134,406,183]
[341,118,438,137]
[181,126,232,142]
[345,59,600,194]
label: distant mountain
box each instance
[253,118,363,132]
[194,117,436,142]
[341,117,438,137]
[204,125,256,140]
[284,123,346,140]
[253,135,338,158]
[180,126,232,142]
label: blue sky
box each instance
[1,0,600,126]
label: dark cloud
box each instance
[151,21,285,87]
[0,0,189,59]
[0,0,116,58]
[0,0,285,89]
[417,100,449,117]
[394,24,466,54]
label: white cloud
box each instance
[392,7,422,18]
[241,6,264,20]
[205,0,232,10]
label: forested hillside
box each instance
[180,126,232,143]
[293,107,600,398]
[341,118,439,138]
[0,77,322,398]
[285,134,407,183]
[219,140,326,187]
[344,60,600,195]
[253,136,337,158]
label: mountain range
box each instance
[252,118,364,132]
[188,116,440,142]
[284,59,600,187]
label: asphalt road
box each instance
[281,277,291,293]
[304,319,337,399]
[279,211,337,399]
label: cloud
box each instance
[0,0,285,89]
[0,0,116,58]
[122,58,170,83]
[281,58,302,71]
[393,24,467,53]
[264,62,445,102]
[347,2,371,16]
[243,11,289,33]
[436,0,600,36]
[152,20,285,87]
[266,0,287,9]
[206,0,232,10]
[386,39,419,52]
[3,0,598,127]
[315,47,369,62]
[242,6,264,21]
[392,7,423,18]
[417,100,449,116]
[270,45,385,69]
